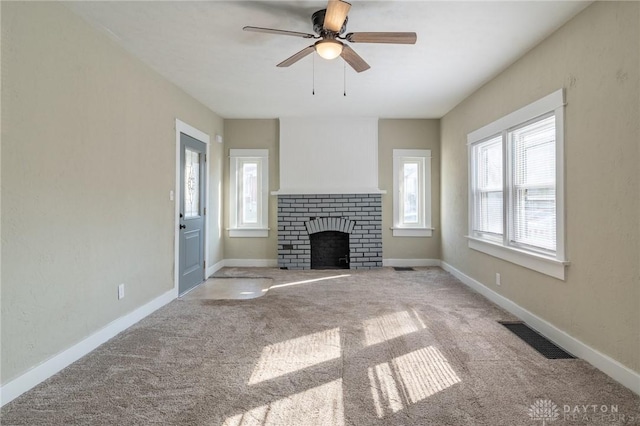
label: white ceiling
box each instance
[67,1,590,119]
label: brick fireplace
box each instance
[277,194,383,270]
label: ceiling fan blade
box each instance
[324,0,351,32]
[340,45,370,73]
[243,26,315,39]
[346,32,417,44]
[277,45,316,68]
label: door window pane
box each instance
[184,148,200,218]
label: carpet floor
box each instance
[2,267,638,425]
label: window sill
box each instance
[228,228,270,238]
[466,236,569,280]
[391,227,433,237]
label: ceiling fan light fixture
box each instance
[315,40,343,60]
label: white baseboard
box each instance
[223,259,278,268]
[0,289,176,407]
[206,259,225,278]
[383,258,441,267]
[224,259,442,269]
[440,261,640,396]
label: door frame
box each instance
[174,119,210,297]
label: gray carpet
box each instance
[2,267,638,425]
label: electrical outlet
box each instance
[118,283,125,300]
[496,273,501,286]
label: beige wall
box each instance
[440,1,639,373]
[1,2,224,383]
[378,120,441,261]
[223,120,279,261]
[223,119,441,262]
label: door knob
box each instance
[179,224,186,229]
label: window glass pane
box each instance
[240,161,259,225]
[474,136,503,236]
[510,115,556,251]
[402,162,419,224]
[184,148,200,218]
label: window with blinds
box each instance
[509,114,556,253]
[471,114,557,255]
[472,135,503,240]
[467,89,566,279]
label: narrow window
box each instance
[393,150,432,237]
[239,160,259,226]
[229,149,269,237]
[402,161,420,225]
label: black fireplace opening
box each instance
[310,231,350,269]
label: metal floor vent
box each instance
[499,321,576,359]
[394,267,415,271]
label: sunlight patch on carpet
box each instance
[180,278,272,300]
[223,379,345,426]
[395,346,461,403]
[368,362,404,417]
[248,328,341,385]
[369,346,461,417]
[363,311,425,346]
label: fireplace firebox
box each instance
[310,231,350,269]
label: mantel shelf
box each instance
[272,188,387,196]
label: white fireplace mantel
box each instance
[272,188,386,195]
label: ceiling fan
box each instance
[243,0,417,73]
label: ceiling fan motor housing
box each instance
[312,9,348,35]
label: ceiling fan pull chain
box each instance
[312,54,316,95]
[343,61,347,97]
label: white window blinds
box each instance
[472,136,503,238]
[509,114,556,252]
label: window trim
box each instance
[392,149,432,237]
[229,149,269,238]
[467,89,568,279]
